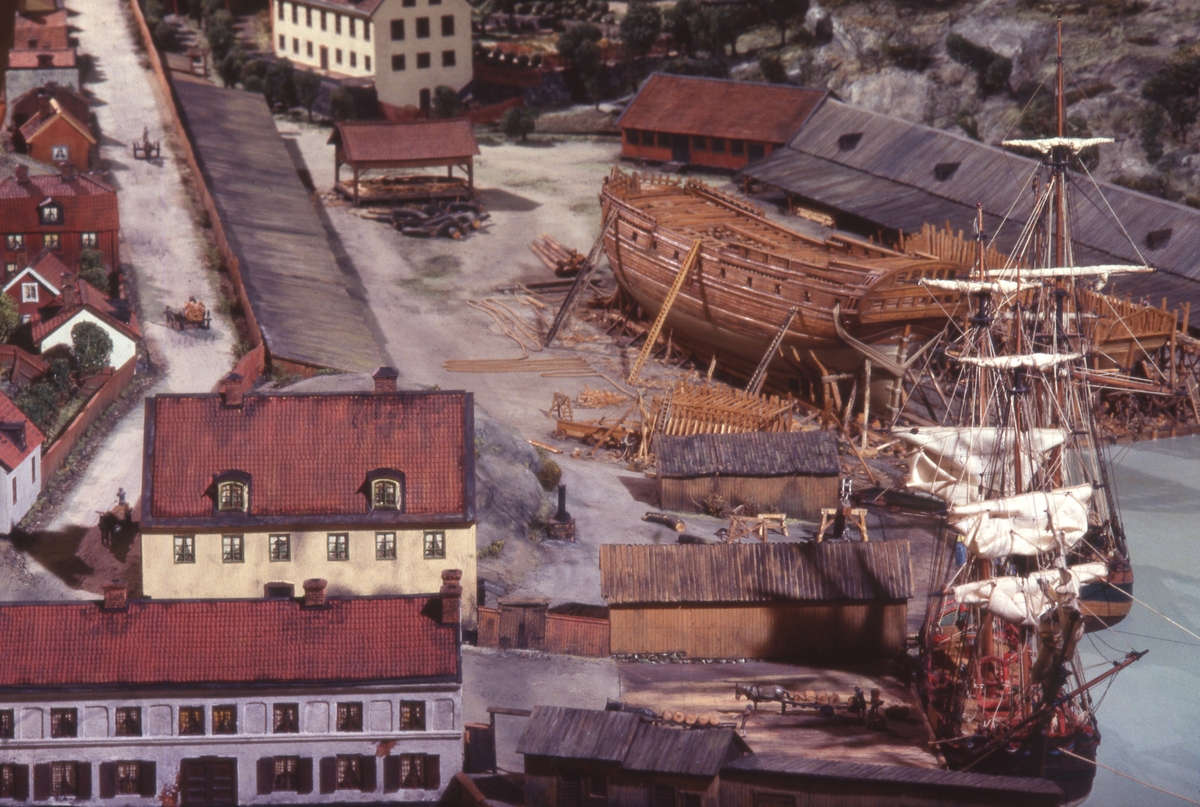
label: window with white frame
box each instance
[327,533,349,560]
[423,531,445,559]
[81,232,98,248]
[21,283,38,303]
[376,532,396,560]
[218,481,247,512]
[174,535,195,563]
[269,534,291,561]
[222,534,244,563]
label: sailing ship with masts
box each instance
[896,21,1145,801]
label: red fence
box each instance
[40,358,137,486]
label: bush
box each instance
[15,381,59,433]
[500,106,538,141]
[206,11,237,64]
[700,492,730,517]
[759,52,788,84]
[329,88,356,121]
[431,85,460,119]
[294,69,322,121]
[536,457,562,491]
[46,357,73,395]
[71,321,113,377]
[243,75,264,93]
[945,33,1011,96]
[479,539,506,559]
[219,48,246,89]
[241,58,268,83]
[619,1,662,57]
[79,249,110,295]
[0,293,17,343]
[264,58,297,109]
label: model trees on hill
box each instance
[619,2,662,57]
[945,33,1012,96]
[71,322,113,378]
[1142,45,1200,143]
[756,0,808,48]
[0,295,17,345]
[501,107,538,141]
[294,69,323,122]
[432,86,461,119]
[557,22,606,103]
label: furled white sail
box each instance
[921,278,1021,294]
[948,484,1094,558]
[1001,137,1114,153]
[895,426,1068,505]
[987,264,1152,279]
[954,563,1108,625]
[957,353,1081,370]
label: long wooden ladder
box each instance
[627,239,703,384]
[542,207,619,348]
[747,307,799,395]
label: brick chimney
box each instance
[14,165,29,185]
[60,273,79,309]
[302,578,328,608]
[372,366,398,393]
[439,569,462,625]
[103,580,128,611]
[221,372,244,408]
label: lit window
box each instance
[392,54,405,70]
[115,707,141,737]
[0,765,18,799]
[50,763,77,798]
[269,534,291,561]
[273,703,299,733]
[274,757,301,791]
[337,702,363,732]
[399,701,425,730]
[116,762,142,795]
[423,531,445,559]
[372,479,399,509]
[375,531,396,560]
[5,234,23,250]
[4,262,16,277]
[179,706,205,736]
[50,708,77,738]
[21,283,38,303]
[174,535,195,563]
[417,52,430,68]
[327,533,349,560]
[335,756,361,790]
[213,705,237,735]
[43,233,60,249]
[397,754,425,787]
[218,481,246,512]
[0,709,13,739]
[350,51,357,68]
[441,14,454,35]
[81,232,98,248]
[222,534,244,563]
[442,50,455,67]
[416,16,430,37]
[37,202,61,225]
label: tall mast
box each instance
[1054,17,1066,270]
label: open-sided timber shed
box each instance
[655,431,840,520]
[328,118,480,203]
[599,542,911,662]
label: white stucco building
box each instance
[0,392,44,533]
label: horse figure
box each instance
[734,683,794,714]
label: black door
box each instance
[180,758,237,806]
[672,135,690,164]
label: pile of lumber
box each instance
[645,381,796,449]
[529,234,586,277]
[392,201,489,239]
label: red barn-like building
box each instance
[0,166,119,277]
[617,74,827,171]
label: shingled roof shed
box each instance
[328,118,480,202]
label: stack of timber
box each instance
[643,381,797,452]
[392,200,489,239]
[529,235,586,277]
[336,174,470,204]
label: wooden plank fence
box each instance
[477,604,609,657]
[41,358,137,486]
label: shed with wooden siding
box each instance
[599,542,911,661]
[719,753,1062,807]
[518,706,749,807]
[655,431,840,520]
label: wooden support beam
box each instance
[628,239,702,384]
[747,307,798,395]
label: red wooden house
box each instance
[617,74,827,171]
[0,165,119,277]
[2,248,70,320]
[17,98,95,169]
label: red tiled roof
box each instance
[0,595,459,689]
[0,391,45,473]
[7,248,70,293]
[19,103,96,146]
[617,74,828,144]
[143,391,473,527]
[13,9,69,49]
[330,119,480,165]
[0,172,118,232]
[7,49,76,68]
[10,84,89,125]
[30,283,140,344]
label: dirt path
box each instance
[16,0,237,594]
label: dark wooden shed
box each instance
[328,119,480,203]
[518,706,749,807]
[599,542,911,662]
[655,431,840,520]
[719,753,1062,807]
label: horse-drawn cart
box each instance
[132,127,161,160]
[165,297,211,330]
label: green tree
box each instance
[759,52,788,84]
[294,69,322,121]
[757,0,809,48]
[0,293,17,343]
[15,381,59,434]
[500,106,538,141]
[264,58,297,109]
[431,85,460,118]
[576,39,605,107]
[79,249,110,295]
[71,321,113,377]
[619,1,662,57]
[1142,47,1200,141]
[329,88,356,121]
[218,47,246,89]
[1140,107,1166,162]
[205,10,237,63]
[557,21,602,63]
[557,23,604,103]
[664,0,699,55]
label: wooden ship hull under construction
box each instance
[598,169,976,386]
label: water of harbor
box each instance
[1079,435,1200,805]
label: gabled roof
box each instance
[142,389,475,528]
[19,99,96,146]
[0,391,45,472]
[599,542,913,605]
[12,8,69,49]
[7,49,76,69]
[617,74,828,144]
[329,119,480,165]
[290,0,383,18]
[0,172,118,232]
[656,430,840,478]
[0,594,460,691]
[10,83,89,123]
[3,248,69,296]
[30,278,139,344]
[517,706,746,775]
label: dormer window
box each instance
[37,200,63,226]
[933,162,961,181]
[209,470,252,514]
[838,132,864,151]
[372,479,399,509]
[362,469,405,512]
